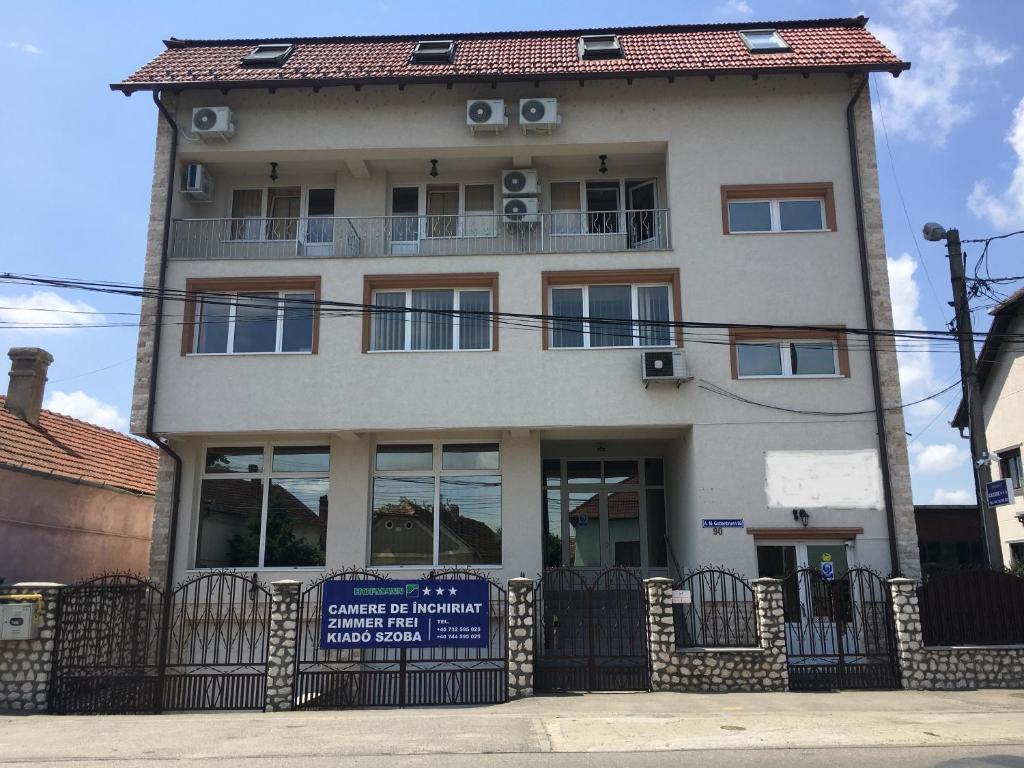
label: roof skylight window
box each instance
[241,43,295,67]
[578,34,624,60]
[738,29,791,53]
[410,40,456,64]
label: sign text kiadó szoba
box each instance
[320,579,490,649]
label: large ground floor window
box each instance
[194,444,329,569]
[370,442,502,567]
[542,456,667,571]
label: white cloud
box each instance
[968,96,1024,228]
[723,0,753,14]
[914,442,967,474]
[6,41,41,55]
[930,487,974,504]
[0,292,105,334]
[871,1,1012,145]
[887,254,937,396]
[44,390,128,432]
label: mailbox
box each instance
[0,601,39,640]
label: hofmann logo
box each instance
[352,585,419,597]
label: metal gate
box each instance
[534,567,649,692]
[162,572,272,711]
[48,574,164,714]
[293,568,508,709]
[48,571,272,714]
[782,567,900,691]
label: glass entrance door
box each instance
[542,457,667,573]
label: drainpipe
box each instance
[846,74,901,576]
[147,89,183,593]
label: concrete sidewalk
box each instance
[3,690,1024,767]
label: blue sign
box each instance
[320,579,489,650]
[986,479,1013,507]
[702,519,744,528]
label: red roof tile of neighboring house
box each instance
[0,395,159,496]
[112,17,907,93]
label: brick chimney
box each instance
[5,347,54,425]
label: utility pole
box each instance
[929,224,1004,569]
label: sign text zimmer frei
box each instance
[320,579,489,649]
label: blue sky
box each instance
[1,0,1021,507]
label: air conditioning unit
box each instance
[503,196,539,224]
[641,350,691,388]
[519,98,560,133]
[501,169,539,196]
[192,106,234,139]
[466,99,508,133]
[181,163,213,202]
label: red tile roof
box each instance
[113,17,907,93]
[0,395,159,496]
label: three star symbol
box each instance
[421,586,458,597]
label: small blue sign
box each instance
[821,562,835,581]
[702,519,745,528]
[320,579,489,650]
[986,479,1013,507]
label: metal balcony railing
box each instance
[168,209,671,260]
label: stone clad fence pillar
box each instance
[645,576,788,692]
[0,583,62,712]
[507,577,534,698]
[265,579,300,712]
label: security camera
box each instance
[976,452,991,467]
[922,222,947,242]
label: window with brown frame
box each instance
[362,273,499,353]
[721,183,836,234]
[729,327,849,379]
[541,269,683,350]
[181,277,321,356]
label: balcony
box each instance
[168,209,671,261]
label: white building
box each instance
[953,287,1024,565]
[116,17,918,591]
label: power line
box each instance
[4,271,1019,345]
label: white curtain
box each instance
[372,292,407,351]
[457,290,490,350]
[411,289,454,350]
[637,286,671,346]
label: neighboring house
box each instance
[953,287,1024,566]
[115,16,919,589]
[914,504,984,577]
[0,347,158,584]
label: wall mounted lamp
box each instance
[430,159,439,178]
[598,154,608,174]
[269,162,279,181]
[792,508,810,527]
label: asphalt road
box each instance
[3,690,1024,767]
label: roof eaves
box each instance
[0,460,156,498]
[111,61,910,95]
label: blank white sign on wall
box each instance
[765,449,884,510]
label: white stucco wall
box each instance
[141,73,903,583]
[982,313,1024,562]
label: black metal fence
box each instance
[673,568,759,649]
[918,568,1024,646]
[534,567,649,692]
[48,574,164,715]
[162,571,272,711]
[293,568,507,709]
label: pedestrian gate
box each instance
[534,567,649,692]
[48,572,272,714]
[781,568,900,691]
[293,568,508,708]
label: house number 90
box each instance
[712,527,724,535]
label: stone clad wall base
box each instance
[507,578,534,698]
[890,578,1024,690]
[0,584,61,712]
[645,578,788,693]
[265,580,300,712]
